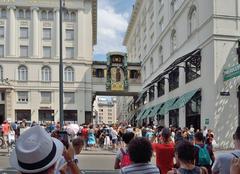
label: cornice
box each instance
[123,0,143,46]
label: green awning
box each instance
[136,109,145,120]
[159,98,178,115]
[171,89,199,110]
[148,104,162,118]
[141,107,154,120]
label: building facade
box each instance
[93,96,117,125]
[0,0,97,124]
[124,0,240,148]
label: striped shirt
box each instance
[120,163,160,174]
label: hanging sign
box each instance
[223,64,240,81]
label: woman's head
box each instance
[175,140,195,164]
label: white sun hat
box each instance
[10,125,64,173]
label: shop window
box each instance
[15,110,31,121]
[186,91,201,129]
[186,53,201,83]
[169,68,179,91]
[169,109,179,127]
[157,79,165,97]
[149,85,155,102]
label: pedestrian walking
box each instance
[167,140,208,174]
[120,137,160,174]
[152,128,175,174]
[212,126,240,174]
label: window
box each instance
[186,91,201,129]
[18,9,24,18]
[130,70,139,79]
[95,69,104,78]
[169,68,179,91]
[41,66,51,81]
[0,45,4,57]
[169,109,179,127]
[157,78,165,97]
[41,11,47,20]
[64,66,74,82]
[108,121,112,124]
[108,113,112,116]
[159,18,163,32]
[171,30,177,52]
[64,92,75,104]
[188,6,197,35]
[66,47,74,58]
[0,26,4,38]
[1,92,5,101]
[18,65,28,81]
[1,9,6,18]
[142,91,147,105]
[159,46,163,66]
[48,11,53,20]
[0,65,3,80]
[25,10,31,19]
[41,92,51,103]
[20,27,28,39]
[71,12,76,21]
[108,117,112,120]
[150,57,153,74]
[17,91,28,102]
[43,47,51,58]
[149,85,155,102]
[20,46,28,57]
[43,28,51,40]
[66,29,74,40]
[64,11,69,21]
[143,66,146,81]
[186,52,201,83]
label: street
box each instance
[0,149,119,174]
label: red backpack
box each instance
[120,148,132,168]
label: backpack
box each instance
[195,144,211,166]
[120,148,131,168]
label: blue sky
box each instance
[94,0,135,61]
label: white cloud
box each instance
[94,0,130,55]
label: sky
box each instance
[93,0,135,61]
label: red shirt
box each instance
[81,128,88,139]
[2,123,10,135]
[152,143,175,174]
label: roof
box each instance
[123,0,142,46]
[92,0,97,45]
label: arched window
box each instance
[150,57,154,74]
[41,10,47,20]
[19,9,24,18]
[41,66,51,81]
[188,6,197,35]
[64,11,69,21]
[0,65,3,80]
[159,46,163,66]
[71,12,76,21]
[18,65,28,81]
[64,66,74,82]
[1,9,6,18]
[171,29,177,52]
[48,11,53,20]
[25,9,31,19]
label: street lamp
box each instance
[59,0,65,129]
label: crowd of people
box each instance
[1,119,240,174]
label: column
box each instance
[5,89,13,121]
[154,83,158,99]
[164,74,169,126]
[179,62,186,128]
[77,9,84,59]
[7,6,16,57]
[31,7,39,58]
[54,8,60,58]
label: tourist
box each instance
[230,157,240,174]
[212,126,240,174]
[9,125,80,174]
[114,132,135,169]
[120,137,160,174]
[87,124,96,150]
[152,127,175,174]
[167,140,208,174]
[194,132,215,174]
